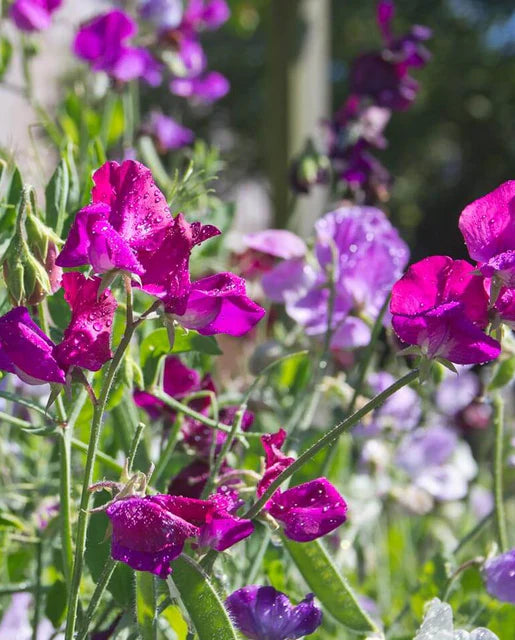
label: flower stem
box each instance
[244,369,418,520]
[75,558,117,640]
[64,287,146,640]
[492,391,509,552]
[31,541,43,640]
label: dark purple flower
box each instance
[53,273,117,373]
[459,181,515,288]
[10,0,61,32]
[225,586,322,640]
[483,549,515,604]
[74,10,161,85]
[257,429,295,497]
[0,307,65,385]
[170,71,230,103]
[139,0,183,30]
[106,493,252,577]
[146,112,194,152]
[390,255,500,364]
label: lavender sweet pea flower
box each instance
[0,307,65,385]
[390,256,500,365]
[53,273,117,372]
[139,0,183,30]
[170,71,230,103]
[177,272,265,336]
[225,586,322,640]
[483,549,515,604]
[183,0,230,31]
[435,369,480,416]
[146,112,194,152]
[10,0,61,32]
[74,11,161,85]
[243,230,306,260]
[459,181,515,287]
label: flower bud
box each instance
[290,140,330,194]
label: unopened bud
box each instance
[290,140,331,194]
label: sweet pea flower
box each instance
[263,206,409,350]
[183,0,230,31]
[53,273,117,372]
[414,598,498,640]
[170,71,230,103]
[483,549,515,604]
[225,586,322,640]
[106,493,252,578]
[145,112,194,152]
[74,10,161,85]
[139,0,183,30]
[459,181,515,287]
[10,0,62,32]
[390,255,500,365]
[243,230,306,261]
[0,306,65,385]
[257,430,348,542]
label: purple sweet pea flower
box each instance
[257,430,347,542]
[483,549,515,604]
[0,307,65,385]
[170,71,230,103]
[396,425,477,501]
[459,181,515,287]
[177,272,266,336]
[139,0,183,30]
[53,273,117,373]
[263,206,409,350]
[183,0,230,31]
[146,112,194,152]
[74,10,161,85]
[10,0,61,32]
[106,493,252,577]
[435,369,480,417]
[390,256,500,364]
[243,230,306,260]
[225,586,322,640]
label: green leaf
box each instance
[160,604,188,640]
[136,571,157,640]
[44,579,67,627]
[0,36,12,80]
[282,535,378,634]
[168,555,240,640]
[488,356,515,390]
[140,327,221,386]
[45,159,69,236]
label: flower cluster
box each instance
[74,0,230,104]
[290,0,431,202]
[390,181,515,366]
[257,206,409,351]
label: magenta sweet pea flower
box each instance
[146,112,194,152]
[183,0,230,31]
[74,10,161,85]
[243,230,306,260]
[390,256,500,364]
[459,181,515,287]
[0,307,65,385]
[483,549,515,604]
[225,586,322,640]
[10,0,62,32]
[177,272,266,336]
[257,430,347,542]
[53,273,117,372]
[170,71,230,103]
[106,492,252,577]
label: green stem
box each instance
[0,411,36,429]
[127,422,146,474]
[65,288,147,640]
[0,390,58,420]
[453,511,493,555]
[492,392,508,552]
[71,438,123,473]
[31,541,43,640]
[244,369,418,520]
[76,558,117,640]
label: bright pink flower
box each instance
[257,430,348,542]
[53,273,117,372]
[390,256,500,364]
[459,181,515,287]
[106,492,252,578]
[10,0,61,32]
